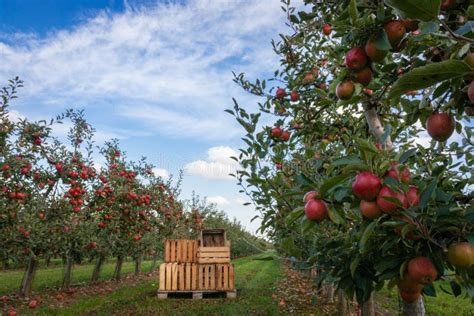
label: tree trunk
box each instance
[113,255,124,281]
[402,296,425,316]
[62,254,73,289]
[45,256,51,268]
[150,254,158,272]
[336,289,347,316]
[361,292,375,316]
[363,105,393,149]
[134,256,141,275]
[19,257,37,297]
[91,255,105,283]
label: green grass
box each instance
[36,254,283,316]
[0,259,154,295]
[376,280,474,316]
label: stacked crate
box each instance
[158,229,236,299]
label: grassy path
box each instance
[0,260,154,295]
[35,255,282,315]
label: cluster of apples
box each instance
[352,162,419,220]
[270,126,291,142]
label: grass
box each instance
[376,280,474,316]
[0,259,154,295]
[35,254,283,316]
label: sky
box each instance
[0,0,296,234]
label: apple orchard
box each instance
[229,0,474,315]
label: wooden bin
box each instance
[159,263,234,291]
[164,239,198,263]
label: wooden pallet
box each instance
[157,290,237,299]
[197,246,231,264]
[164,239,198,263]
[159,263,235,292]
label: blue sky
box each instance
[0,0,293,234]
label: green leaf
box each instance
[349,0,358,24]
[389,60,474,98]
[350,256,361,277]
[384,0,440,21]
[423,283,437,297]
[374,30,391,50]
[450,281,462,297]
[319,174,350,197]
[327,205,345,225]
[419,180,437,208]
[332,155,363,167]
[418,21,440,35]
[399,148,417,164]
[468,6,474,19]
[455,21,474,36]
[359,221,376,252]
[285,206,304,226]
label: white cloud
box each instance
[207,195,230,206]
[0,0,289,140]
[184,146,238,180]
[152,167,170,180]
[5,110,24,122]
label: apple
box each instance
[88,242,97,249]
[276,163,283,170]
[276,88,286,99]
[336,80,355,100]
[377,186,404,214]
[465,106,474,116]
[406,186,420,207]
[360,200,382,219]
[365,39,388,63]
[407,257,438,284]
[352,171,382,201]
[2,164,10,172]
[303,72,315,83]
[303,190,320,203]
[384,21,406,47]
[385,162,410,183]
[304,199,327,222]
[355,67,373,86]
[29,299,39,309]
[55,162,63,173]
[426,112,455,142]
[397,276,424,294]
[464,52,474,68]
[402,19,419,32]
[447,242,474,268]
[271,127,282,138]
[399,290,421,303]
[440,0,456,10]
[345,48,367,70]
[469,81,474,103]
[323,24,332,36]
[280,131,290,141]
[290,91,300,102]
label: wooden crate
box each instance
[158,263,234,291]
[164,239,198,263]
[197,246,230,264]
[200,229,227,247]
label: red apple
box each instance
[304,199,327,222]
[276,88,286,99]
[384,21,406,47]
[345,48,367,71]
[360,200,382,219]
[406,186,420,207]
[336,81,355,100]
[352,171,382,201]
[385,162,410,183]
[355,67,373,86]
[407,257,438,284]
[447,242,474,268]
[426,112,455,142]
[280,131,290,141]
[323,24,332,36]
[365,39,388,63]
[377,186,404,214]
[303,190,320,203]
[271,127,282,138]
[290,91,300,101]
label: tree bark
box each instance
[336,289,347,316]
[402,296,426,316]
[134,256,141,275]
[91,255,105,283]
[113,255,124,281]
[363,105,393,149]
[62,254,73,289]
[150,254,158,273]
[19,257,37,297]
[361,292,375,316]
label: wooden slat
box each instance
[198,264,203,290]
[164,240,170,262]
[170,240,176,262]
[179,263,185,290]
[165,263,172,291]
[159,263,166,291]
[198,246,230,252]
[229,264,234,289]
[217,264,223,290]
[185,263,191,290]
[210,264,215,289]
[198,258,230,264]
[191,264,197,290]
[198,251,230,258]
[223,264,229,290]
[171,263,178,291]
[204,265,210,290]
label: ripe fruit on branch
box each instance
[397,276,424,294]
[465,106,474,116]
[355,67,373,86]
[384,21,406,47]
[385,162,410,184]
[407,257,438,284]
[376,186,405,214]
[336,81,355,100]
[352,171,382,201]
[271,127,282,138]
[365,39,388,63]
[406,186,420,207]
[469,81,474,103]
[345,48,367,71]
[447,242,474,268]
[322,24,332,36]
[399,290,421,303]
[280,131,290,142]
[290,91,300,102]
[55,162,63,173]
[464,52,474,68]
[426,112,455,142]
[304,199,327,222]
[402,19,419,32]
[440,0,456,10]
[275,88,286,99]
[359,200,382,219]
[303,190,320,203]
[303,72,315,83]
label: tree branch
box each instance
[363,104,393,150]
